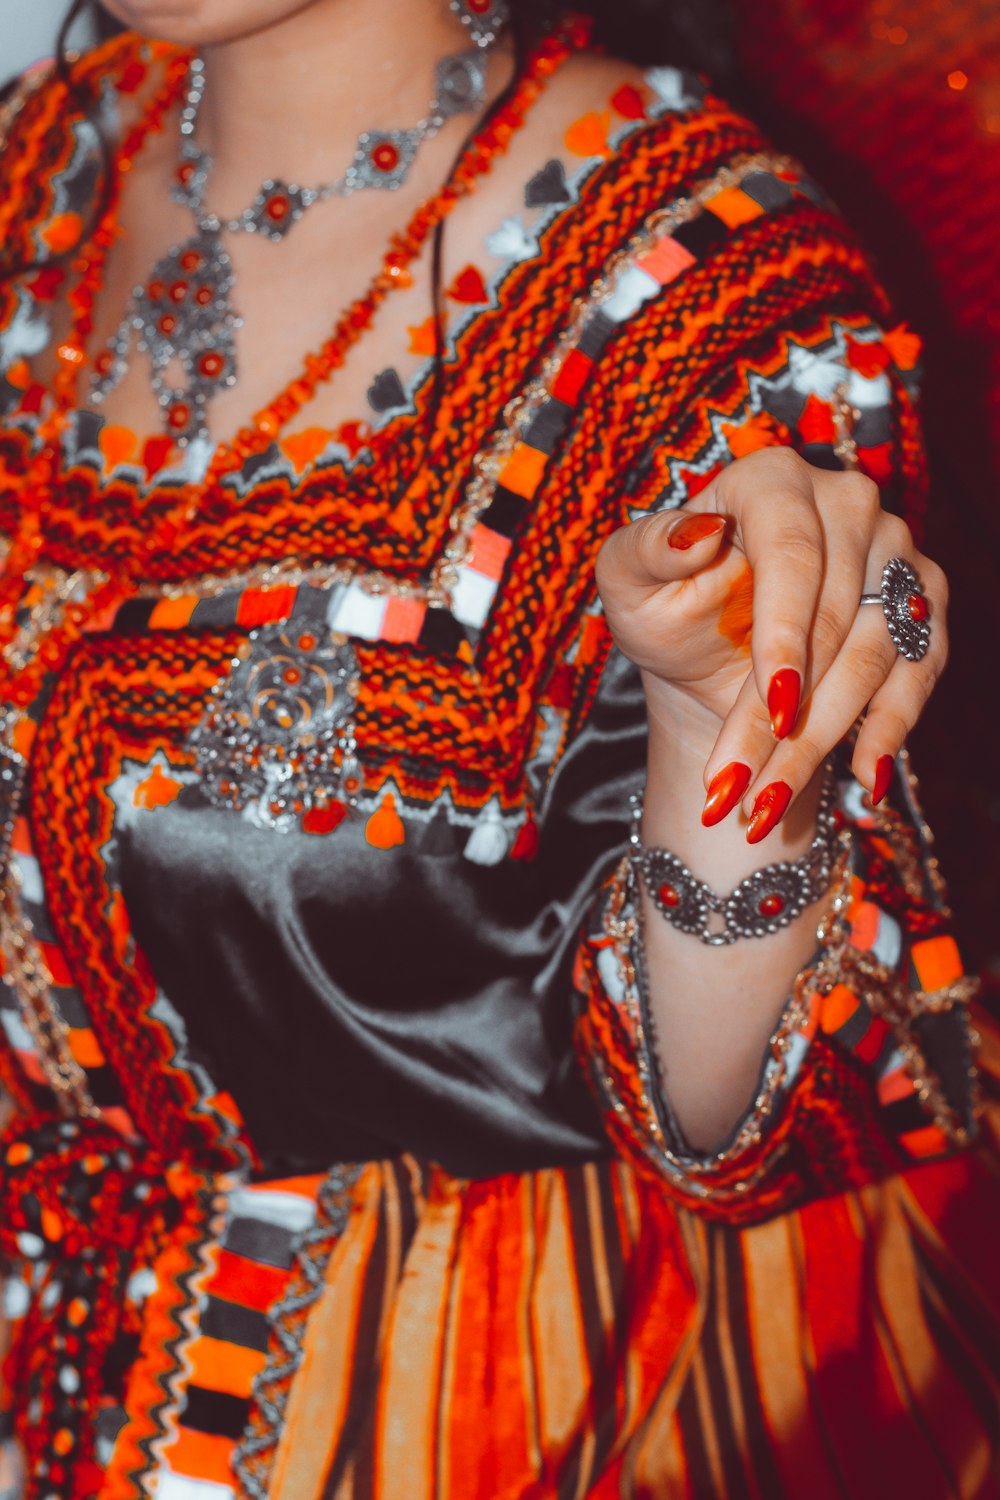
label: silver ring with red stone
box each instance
[859,557,931,662]
[629,770,839,945]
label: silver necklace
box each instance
[90,45,494,447]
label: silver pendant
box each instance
[93,229,238,447]
[89,40,494,443]
[449,0,509,48]
[189,625,362,831]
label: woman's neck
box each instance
[196,0,495,201]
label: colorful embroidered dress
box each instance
[0,32,997,1500]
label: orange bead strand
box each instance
[10,15,587,646]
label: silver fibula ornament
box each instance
[189,625,362,831]
[859,556,931,662]
[630,772,838,946]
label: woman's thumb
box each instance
[598,510,728,596]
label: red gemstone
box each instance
[147,279,165,301]
[658,882,680,908]
[297,633,317,652]
[283,667,302,686]
[907,592,928,623]
[759,893,785,918]
[198,351,225,378]
[180,249,202,272]
[177,161,195,185]
[469,0,490,11]
[302,800,346,836]
[265,194,290,222]
[168,280,189,303]
[158,314,177,335]
[195,285,214,306]
[166,402,191,431]
[372,142,401,172]
[95,350,114,375]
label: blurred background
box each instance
[3,0,999,993]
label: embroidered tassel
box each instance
[302,800,346,836]
[509,811,538,862]
[463,798,508,866]
[366,792,405,850]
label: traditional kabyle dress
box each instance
[0,31,997,1500]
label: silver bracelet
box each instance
[628,770,839,946]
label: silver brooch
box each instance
[189,625,362,831]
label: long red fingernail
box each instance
[747,781,793,843]
[767,669,801,739]
[667,513,727,551]
[872,754,895,806]
[701,761,752,827]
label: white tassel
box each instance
[0,298,50,369]
[463,798,509,866]
[646,67,691,111]
[485,217,537,263]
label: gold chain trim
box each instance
[0,869,97,1117]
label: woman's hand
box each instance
[595,446,948,840]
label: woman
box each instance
[0,0,996,1495]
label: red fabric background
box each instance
[736,0,1000,978]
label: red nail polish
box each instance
[667,513,727,551]
[701,761,753,827]
[872,754,895,806]
[767,669,801,739]
[747,781,793,844]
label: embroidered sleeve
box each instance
[572,746,979,1224]
[562,143,975,1223]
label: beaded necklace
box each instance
[90,43,496,446]
[0,24,584,718]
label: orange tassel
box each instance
[366,792,405,849]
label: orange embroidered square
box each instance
[68,1029,106,1069]
[188,1335,266,1398]
[467,524,512,581]
[910,935,963,991]
[849,900,882,953]
[899,1124,950,1159]
[818,984,861,1034]
[211,1250,288,1312]
[878,1065,916,1107]
[236,585,298,628]
[162,1428,239,1487]
[499,443,549,499]
[148,595,198,630]
[39,940,74,987]
[551,348,594,406]
[381,596,427,643]
[705,186,765,228]
[636,236,697,285]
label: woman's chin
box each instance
[96,0,325,48]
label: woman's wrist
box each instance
[639,668,823,891]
